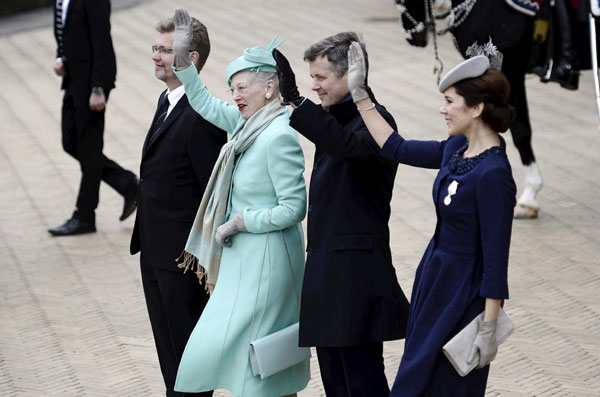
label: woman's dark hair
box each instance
[453,69,515,133]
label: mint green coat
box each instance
[173,66,310,396]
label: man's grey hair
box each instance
[156,17,210,72]
[303,31,368,78]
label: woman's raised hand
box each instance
[173,9,193,69]
[347,42,369,102]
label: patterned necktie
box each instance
[55,0,64,58]
[149,93,170,142]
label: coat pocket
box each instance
[331,234,373,251]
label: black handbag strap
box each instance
[249,210,301,343]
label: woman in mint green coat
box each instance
[171,10,309,397]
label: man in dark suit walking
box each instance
[273,33,410,396]
[130,16,226,397]
[49,0,139,236]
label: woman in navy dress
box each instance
[347,45,517,396]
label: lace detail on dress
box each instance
[449,136,506,175]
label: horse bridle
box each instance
[396,0,478,83]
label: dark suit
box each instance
[54,0,135,222]
[289,92,410,396]
[130,90,226,396]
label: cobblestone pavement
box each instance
[1,0,599,395]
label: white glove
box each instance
[347,42,369,102]
[173,9,193,69]
[215,213,246,248]
[467,319,498,369]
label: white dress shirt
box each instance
[165,85,185,119]
[58,0,71,27]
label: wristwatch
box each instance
[91,86,104,95]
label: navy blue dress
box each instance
[382,132,516,397]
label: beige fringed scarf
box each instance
[178,100,287,293]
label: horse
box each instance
[396,0,546,219]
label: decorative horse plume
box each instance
[465,37,504,70]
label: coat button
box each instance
[307,247,313,255]
[139,178,144,183]
[313,164,318,170]
[308,205,313,213]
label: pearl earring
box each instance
[266,93,271,99]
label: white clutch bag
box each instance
[249,322,311,379]
[442,308,515,377]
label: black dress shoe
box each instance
[533,61,580,90]
[48,218,96,236]
[120,177,139,221]
[532,64,551,83]
[549,60,580,90]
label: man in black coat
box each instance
[49,0,139,236]
[273,33,409,396]
[130,16,226,397]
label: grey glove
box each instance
[173,9,193,69]
[215,213,246,248]
[467,319,498,369]
[347,42,369,102]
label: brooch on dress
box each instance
[443,180,459,206]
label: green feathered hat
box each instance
[225,35,285,85]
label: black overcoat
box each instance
[130,92,226,270]
[289,93,410,347]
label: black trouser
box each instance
[317,342,389,397]
[140,254,212,397]
[61,90,135,222]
